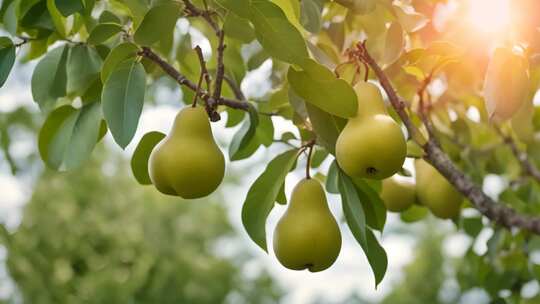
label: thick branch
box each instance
[360,44,540,235]
[212,30,226,101]
[139,47,250,112]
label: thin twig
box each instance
[138,47,250,114]
[223,75,246,101]
[212,30,226,102]
[359,42,540,235]
[496,126,540,183]
[182,0,220,33]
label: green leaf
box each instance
[249,0,308,65]
[131,131,166,185]
[354,178,387,231]
[67,45,103,95]
[46,0,67,37]
[383,22,404,66]
[392,3,428,33]
[223,12,255,43]
[54,0,83,17]
[38,102,102,170]
[87,23,123,45]
[337,165,367,248]
[300,0,322,33]
[102,59,146,148]
[31,45,69,109]
[335,0,376,14]
[363,229,388,288]
[101,42,139,83]
[216,0,251,18]
[288,58,357,118]
[229,106,259,160]
[0,37,15,88]
[230,114,275,161]
[134,2,182,46]
[325,160,339,194]
[242,149,299,252]
[305,103,347,154]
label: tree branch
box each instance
[212,30,226,101]
[359,43,540,235]
[139,47,250,113]
[496,127,540,183]
[182,0,220,34]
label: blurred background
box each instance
[1,0,540,303]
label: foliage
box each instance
[0,0,540,301]
[1,148,282,304]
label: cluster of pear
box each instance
[148,106,225,199]
[380,160,463,219]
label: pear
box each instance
[380,177,416,212]
[148,106,225,199]
[336,81,407,179]
[414,160,462,219]
[273,178,341,272]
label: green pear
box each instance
[415,160,462,219]
[336,81,407,179]
[273,178,341,272]
[380,177,416,212]
[148,106,225,199]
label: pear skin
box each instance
[149,106,225,199]
[380,177,416,212]
[415,160,462,219]
[336,82,407,179]
[273,179,341,272]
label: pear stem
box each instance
[303,140,316,180]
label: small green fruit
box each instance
[336,82,407,179]
[415,160,462,219]
[149,106,225,199]
[380,177,416,212]
[273,178,341,272]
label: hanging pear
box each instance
[336,81,407,179]
[380,177,416,212]
[148,106,225,199]
[415,160,462,219]
[273,178,341,272]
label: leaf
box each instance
[38,102,102,170]
[288,58,357,118]
[134,2,182,46]
[67,45,103,95]
[102,59,146,148]
[0,37,15,88]
[305,103,347,154]
[101,42,139,83]
[354,178,387,231]
[300,0,322,33]
[335,0,376,14]
[242,149,299,251]
[325,160,339,194]
[54,0,83,17]
[31,45,69,109]
[383,22,404,66]
[337,166,367,248]
[392,3,428,33]
[363,229,388,288]
[131,131,166,185]
[249,0,308,65]
[223,12,255,43]
[46,0,67,38]
[229,106,259,160]
[216,0,251,18]
[87,23,123,45]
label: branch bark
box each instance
[360,44,540,235]
[139,47,250,113]
[497,127,540,183]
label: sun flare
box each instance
[467,0,511,34]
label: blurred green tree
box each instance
[1,148,282,304]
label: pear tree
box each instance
[1,0,540,299]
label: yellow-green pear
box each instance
[148,106,225,199]
[380,177,416,212]
[273,178,341,272]
[414,160,462,219]
[336,81,407,179]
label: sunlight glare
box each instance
[467,0,511,34]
